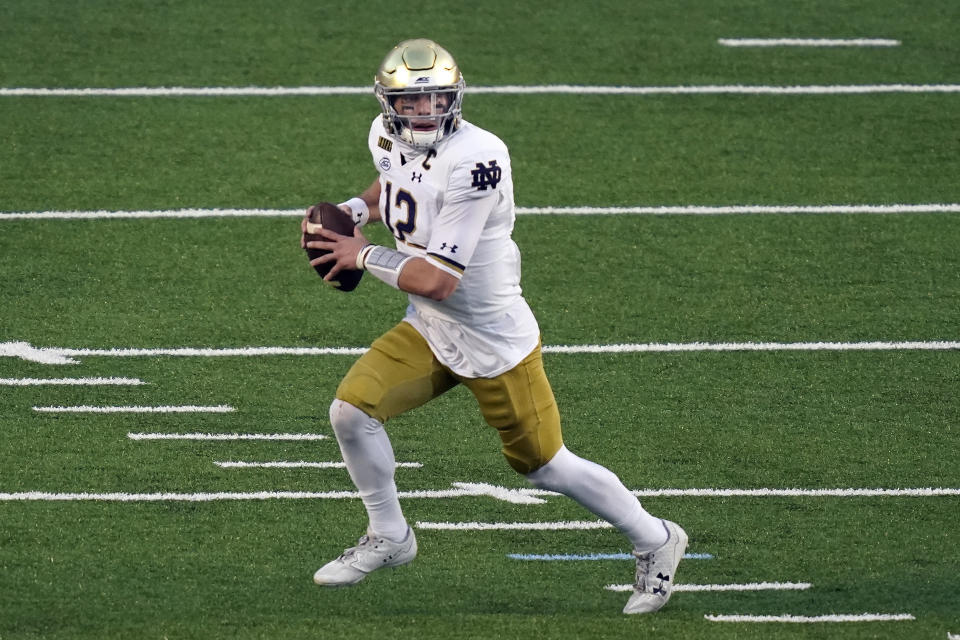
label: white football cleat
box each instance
[623,520,688,614]
[313,528,417,587]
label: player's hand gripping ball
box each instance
[303,202,364,291]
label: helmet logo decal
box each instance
[415,76,431,84]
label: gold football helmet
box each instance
[375,39,465,150]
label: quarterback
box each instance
[303,38,686,615]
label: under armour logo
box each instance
[470,160,502,191]
[652,572,670,596]
[411,172,423,182]
[440,242,458,253]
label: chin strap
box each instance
[356,245,412,290]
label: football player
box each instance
[303,38,687,615]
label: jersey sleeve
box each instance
[367,116,386,168]
[424,150,509,278]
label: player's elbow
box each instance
[422,275,459,301]
[418,267,460,301]
[400,259,461,300]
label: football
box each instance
[303,202,364,291]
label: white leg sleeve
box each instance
[329,399,409,542]
[525,445,668,551]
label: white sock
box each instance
[329,399,409,542]
[525,445,668,551]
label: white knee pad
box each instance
[329,398,382,442]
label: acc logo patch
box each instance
[378,157,392,171]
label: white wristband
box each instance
[355,244,374,270]
[339,197,370,227]
[358,245,411,290]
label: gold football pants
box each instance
[335,321,564,474]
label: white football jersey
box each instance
[366,116,539,378]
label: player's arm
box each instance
[305,221,458,299]
[349,246,458,301]
[338,178,383,225]
[398,258,458,300]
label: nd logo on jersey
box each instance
[470,160,501,191]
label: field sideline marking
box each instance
[719,38,900,47]
[3,203,960,221]
[0,377,145,386]
[606,581,811,592]
[33,404,234,413]
[2,486,957,503]
[1,84,957,97]
[705,613,915,623]
[3,340,958,365]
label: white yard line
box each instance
[33,404,234,413]
[518,204,960,216]
[0,377,145,386]
[705,613,915,623]
[630,487,960,497]
[606,581,811,592]
[49,346,366,357]
[0,487,536,502]
[3,203,960,221]
[0,208,301,221]
[419,521,627,531]
[543,341,960,354]
[0,491,360,502]
[508,552,713,561]
[3,340,958,365]
[214,460,422,469]
[128,432,328,441]
[1,485,956,503]
[719,38,900,47]
[1,84,955,97]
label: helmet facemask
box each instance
[375,84,464,150]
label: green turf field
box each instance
[1,1,958,638]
